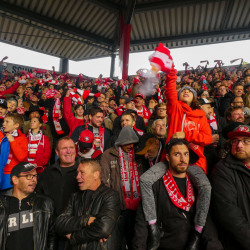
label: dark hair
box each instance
[166,140,188,155]
[74,104,84,111]
[88,106,103,117]
[31,117,43,124]
[190,99,201,110]
[230,96,243,104]
[149,103,167,120]
[232,82,244,90]
[121,113,135,122]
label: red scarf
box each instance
[53,98,64,135]
[208,113,218,130]
[39,107,48,124]
[157,88,164,103]
[16,106,25,115]
[163,170,195,211]
[135,105,151,126]
[27,129,43,163]
[118,147,140,210]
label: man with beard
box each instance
[211,125,250,249]
[224,106,245,123]
[71,107,111,152]
[0,162,56,250]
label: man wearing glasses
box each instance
[211,125,250,249]
[0,162,56,250]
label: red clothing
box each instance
[162,67,213,174]
[0,130,28,174]
[26,134,51,167]
[63,97,84,136]
[0,81,20,97]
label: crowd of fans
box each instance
[0,48,250,250]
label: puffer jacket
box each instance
[211,153,250,250]
[56,183,120,250]
[0,189,56,250]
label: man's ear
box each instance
[94,171,100,180]
[14,123,20,130]
[166,153,170,162]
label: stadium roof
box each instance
[0,0,250,61]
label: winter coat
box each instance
[0,189,56,250]
[0,130,28,175]
[163,68,213,173]
[220,91,233,116]
[23,120,53,148]
[211,153,250,250]
[133,164,222,250]
[26,133,51,167]
[63,97,85,136]
[36,160,79,217]
[55,183,120,250]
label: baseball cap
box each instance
[11,162,44,178]
[166,138,199,165]
[135,133,158,155]
[78,130,94,148]
[228,125,250,139]
[0,98,8,109]
[198,98,215,107]
[125,97,138,104]
[27,86,34,91]
[120,96,128,100]
[134,93,144,99]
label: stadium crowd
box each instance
[0,44,250,250]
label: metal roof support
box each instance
[84,0,120,13]
[59,58,69,73]
[221,0,235,31]
[0,0,113,47]
[134,0,224,13]
[125,0,137,25]
[110,53,116,78]
[130,27,250,46]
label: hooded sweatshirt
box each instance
[115,126,139,150]
[162,67,213,174]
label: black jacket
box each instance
[70,124,111,152]
[211,153,250,250]
[36,160,79,217]
[220,91,233,116]
[0,189,56,250]
[56,183,120,250]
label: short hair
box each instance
[244,91,250,108]
[166,140,188,155]
[31,116,43,124]
[230,96,243,104]
[79,158,102,177]
[5,113,24,129]
[121,113,135,122]
[152,119,166,129]
[224,106,243,122]
[74,104,84,111]
[88,106,103,117]
[56,136,75,150]
[232,82,244,90]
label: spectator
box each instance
[0,113,28,195]
[224,106,244,123]
[77,129,102,160]
[71,107,111,152]
[0,98,8,132]
[7,97,18,113]
[134,93,151,126]
[147,98,158,113]
[211,125,250,249]
[243,91,250,124]
[0,162,56,250]
[151,119,167,143]
[230,96,244,108]
[26,117,51,167]
[56,159,120,249]
[101,126,148,249]
[147,103,167,133]
[99,101,117,130]
[36,136,79,249]
[24,106,53,148]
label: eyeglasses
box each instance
[158,108,166,111]
[17,174,38,180]
[231,139,250,146]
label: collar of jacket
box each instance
[225,152,250,176]
[52,158,79,171]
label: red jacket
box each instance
[63,97,85,136]
[162,67,213,174]
[26,134,51,167]
[0,130,28,174]
[0,81,20,97]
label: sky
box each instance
[1,39,250,79]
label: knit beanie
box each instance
[178,86,197,100]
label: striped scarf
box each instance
[27,130,43,163]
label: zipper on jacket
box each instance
[182,212,187,222]
[19,200,21,210]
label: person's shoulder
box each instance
[33,192,55,208]
[102,146,117,156]
[100,183,119,198]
